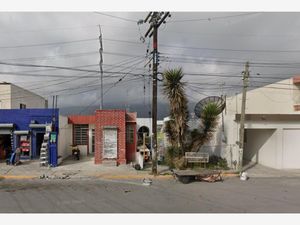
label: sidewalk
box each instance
[244,163,300,178]
[0,156,172,180]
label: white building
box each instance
[208,76,300,169]
[0,82,48,109]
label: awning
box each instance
[0,130,12,135]
[29,124,47,129]
[14,130,30,135]
[0,123,14,135]
[0,123,14,128]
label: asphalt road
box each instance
[1,177,300,213]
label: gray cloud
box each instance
[0,12,300,115]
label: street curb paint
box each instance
[0,175,37,180]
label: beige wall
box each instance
[10,84,47,109]
[58,115,72,159]
[226,79,300,115]
[0,84,12,109]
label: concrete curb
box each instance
[0,174,173,180]
[0,172,238,181]
[94,174,173,180]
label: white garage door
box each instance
[283,129,300,169]
[103,128,117,159]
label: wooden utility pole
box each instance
[239,61,250,171]
[143,12,170,175]
[98,25,104,109]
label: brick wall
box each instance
[95,110,126,165]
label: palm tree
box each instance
[190,102,220,151]
[162,68,189,155]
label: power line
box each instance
[4,35,300,55]
[159,44,300,54]
[93,12,137,23]
[0,51,98,62]
[168,12,261,23]
[0,38,98,49]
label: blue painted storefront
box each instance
[0,109,59,161]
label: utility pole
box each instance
[239,61,250,171]
[98,25,104,109]
[143,12,170,175]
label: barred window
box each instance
[74,124,88,145]
[126,125,134,144]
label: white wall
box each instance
[282,129,300,169]
[10,84,47,109]
[137,118,152,134]
[58,115,72,159]
[244,129,277,168]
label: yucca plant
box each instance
[190,102,220,151]
[162,68,189,156]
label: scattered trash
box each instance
[240,172,249,181]
[142,178,152,186]
[40,174,48,179]
[39,174,71,180]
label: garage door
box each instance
[103,128,117,159]
[283,129,300,169]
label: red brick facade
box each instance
[95,110,127,164]
[68,110,137,165]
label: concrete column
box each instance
[276,128,283,169]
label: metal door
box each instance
[283,129,300,169]
[103,128,117,159]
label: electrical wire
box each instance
[168,12,261,23]
[0,38,98,49]
[93,12,138,23]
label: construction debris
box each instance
[39,174,71,180]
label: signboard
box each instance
[103,128,117,159]
[50,133,57,143]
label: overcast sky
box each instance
[1,12,300,114]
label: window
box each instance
[92,129,95,153]
[20,103,26,109]
[74,124,88,145]
[126,125,134,144]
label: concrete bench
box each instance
[185,152,209,167]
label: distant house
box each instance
[206,76,300,169]
[0,82,48,109]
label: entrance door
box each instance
[36,133,44,158]
[103,128,117,159]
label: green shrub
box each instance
[165,146,182,169]
[174,157,186,170]
[207,155,229,170]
